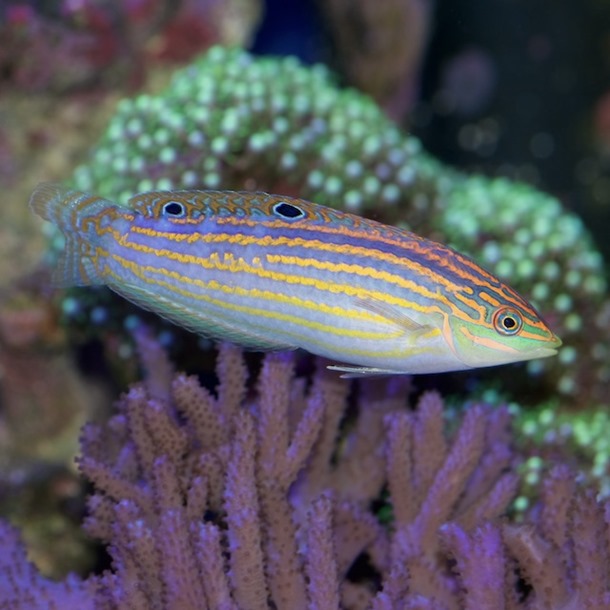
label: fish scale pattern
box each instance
[68,46,608,402]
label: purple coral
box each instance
[2,338,610,608]
[0,521,94,609]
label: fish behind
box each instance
[29,183,562,376]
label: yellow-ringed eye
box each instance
[493,307,523,335]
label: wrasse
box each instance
[30,183,561,376]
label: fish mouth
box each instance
[532,347,560,359]
[529,338,562,360]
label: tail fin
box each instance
[29,182,71,223]
[51,234,100,288]
[29,182,109,288]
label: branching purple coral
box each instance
[0,521,94,610]
[304,493,342,610]
[388,396,517,559]
[503,465,610,609]
[441,523,506,610]
[3,338,610,608]
[194,523,239,610]
[224,410,268,610]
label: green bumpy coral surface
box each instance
[66,46,608,403]
[514,402,610,501]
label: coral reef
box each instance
[1,339,610,608]
[3,8,609,608]
[0,0,262,92]
[318,0,434,120]
[0,521,95,610]
[0,279,108,578]
[514,400,610,501]
[62,46,608,403]
[0,285,93,458]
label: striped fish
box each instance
[30,183,561,376]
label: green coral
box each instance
[513,402,610,500]
[73,47,442,215]
[66,46,607,402]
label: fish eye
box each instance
[493,307,523,336]
[273,201,305,219]
[162,201,186,217]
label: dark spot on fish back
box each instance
[273,201,305,219]
[162,201,186,217]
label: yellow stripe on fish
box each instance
[29,183,561,376]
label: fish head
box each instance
[445,302,562,369]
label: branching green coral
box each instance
[64,46,607,402]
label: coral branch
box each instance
[224,411,268,610]
[441,522,506,610]
[305,493,341,610]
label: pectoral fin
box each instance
[354,295,439,339]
